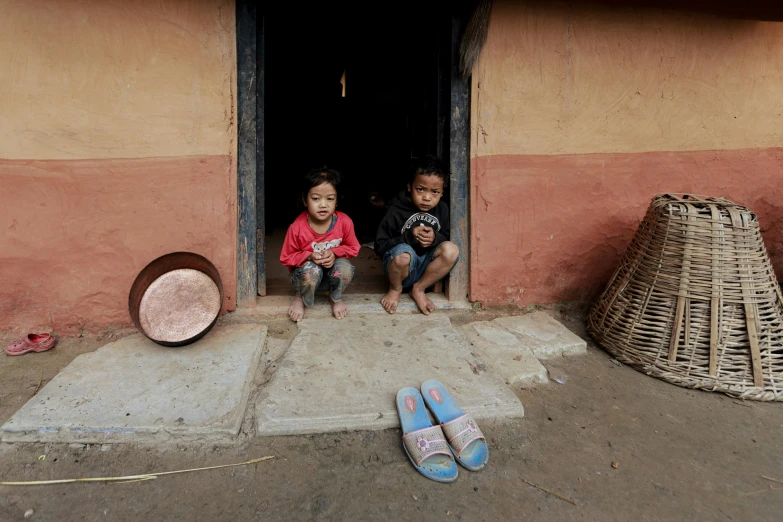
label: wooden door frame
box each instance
[235,0,258,306]
[235,3,470,306]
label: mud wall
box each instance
[0,0,237,332]
[470,0,783,306]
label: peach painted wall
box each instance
[0,0,237,333]
[470,0,783,306]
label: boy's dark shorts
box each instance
[382,243,457,288]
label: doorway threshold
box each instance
[232,293,471,319]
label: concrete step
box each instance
[255,315,524,436]
[232,292,471,320]
[1,324,267,444]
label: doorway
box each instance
[235,2,471,305]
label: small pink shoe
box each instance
[5,333,57,356]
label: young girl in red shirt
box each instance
[280,168,360,322]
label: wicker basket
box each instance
[588,194,783,401]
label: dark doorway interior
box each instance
[263,7,450,295]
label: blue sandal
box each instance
[421,379,489,471]
[396,387,459,483]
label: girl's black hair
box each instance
[301,167,342,202]
[410,155,448,188]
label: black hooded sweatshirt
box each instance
[374,191,450,258]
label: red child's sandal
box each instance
[4,333,57,356]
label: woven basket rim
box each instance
[652,193,748,209]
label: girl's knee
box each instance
[300,261,322,274]
[438,241,460,263]
[333,258,353,271]
[297,263,323,288]
[332,258,354,283]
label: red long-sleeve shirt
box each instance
[280,211,361,268]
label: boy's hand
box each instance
[413,226,435,248]
[319,249,336,268]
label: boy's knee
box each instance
[391,253,411,270]
[439,242,459,264]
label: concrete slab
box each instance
[493,312,587,359]
[256,315,524,436]
[234,293,471,320]
[1,324,267,443]
[459,322,548,388]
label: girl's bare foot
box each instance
[288,296,305,322]
[331,299,348,320]
[411,284,435,315]
[381,287,403,314]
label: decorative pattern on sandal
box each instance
[441,413,485,457]
[402,425,452,466]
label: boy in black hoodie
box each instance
[374,157,459,315]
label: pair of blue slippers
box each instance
[396,379,489,483]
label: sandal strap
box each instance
[442,413,485,457]
[402,425,452,466]
[34,335,56,349]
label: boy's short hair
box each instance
[302,167,342,200]
[410,156,448,188]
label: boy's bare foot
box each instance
[331,299,348,320]
[381,288,403,314]
[288,296,305,322]
[411,284,435,315]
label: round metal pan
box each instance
[129,252,224,347]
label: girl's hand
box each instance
[320,249,336,268]
[310,251,325,264]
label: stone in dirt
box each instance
[458,321,548,387]
[493,312,587,359]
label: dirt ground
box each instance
[1,307,782,521]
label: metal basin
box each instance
[129,252,224,347]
